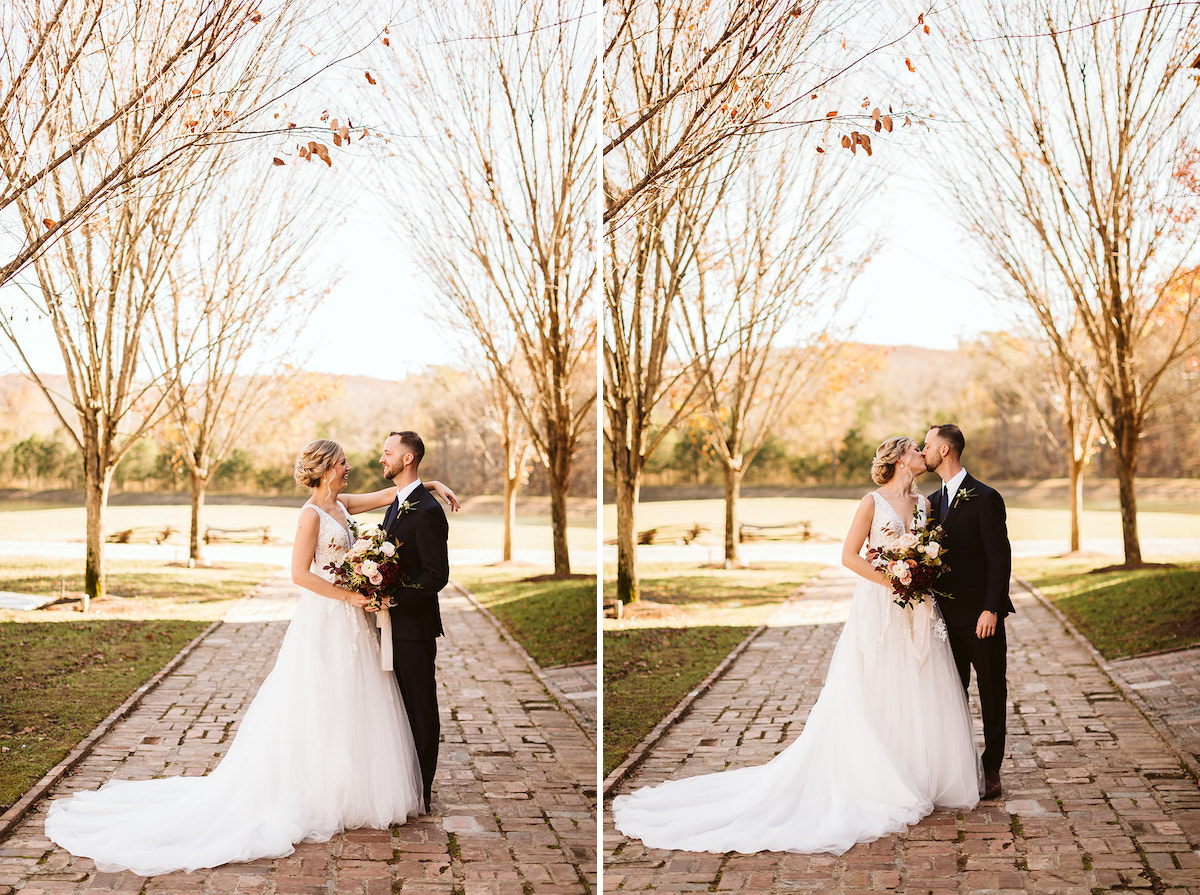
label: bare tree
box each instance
[929,0,1200,566]
[3,153,204,599]
[378,0,596,576]
[0,1,336,599]
[0,0,320,289]
[604,0,931,228]
[435,359,535,563]
[682,144,871,565]
[604,150,749,602]
[977,327,1099,552]
[151,166,328,564]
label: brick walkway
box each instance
[604,568,1200,894]
[1,579,596,895]
[1110,646,1200,779]
[542,664,597,740]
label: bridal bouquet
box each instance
[323,524,404,611]
[866,519,950,610]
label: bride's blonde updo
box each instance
[871,436,917,488]
[293,439,343,489]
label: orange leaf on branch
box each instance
[905,58,916,72]
[272,157,285,166]
[365,71,376,85]
[42,218,56,229]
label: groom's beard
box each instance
[383,460,407,481]
[924,453,942,473]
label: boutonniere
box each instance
[953,486,977,507]
[397,500,419,516]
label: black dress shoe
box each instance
[981,770,1002,800]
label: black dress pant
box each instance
[392,638,439,808]
[946,618,1007,772]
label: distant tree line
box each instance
[607,334,1200,492]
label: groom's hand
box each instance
[976,610,998,639]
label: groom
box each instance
[923,424,1014,801]
[380,430,449,814]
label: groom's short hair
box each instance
[390,430,425,467]
[930,423,965,458]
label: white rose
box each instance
[925,541,940,559]
[360,559,379,577]
[897,532,918,550]
[351,538,371,553]
[380,541,396,557]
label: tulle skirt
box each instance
[45,591,423,876]
[612,579,982,855]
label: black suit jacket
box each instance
[929,473,1015,626]
[383,483,449,640]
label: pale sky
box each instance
[0,184,1010,381]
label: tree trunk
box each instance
[1067,452,1084,553]
[501,472,519,563]
[189,469,207,564]
[547,446,571,576]
[723,463,742,568]
[1113,427,1143,567]
[614,457,639,603]
[83,462,113,602]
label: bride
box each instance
[45,439,460,876]
[612,436,982,855]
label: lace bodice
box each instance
[304,501,354,580]
[868,492,927,549]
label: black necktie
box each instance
[940,485,949,521]
[384,497,399,527]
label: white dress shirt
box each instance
[943,468,969,507]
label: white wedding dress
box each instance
[45,502,423,876]
[612,492,982,855]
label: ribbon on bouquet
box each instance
[376,606,393,671]
[910,597,933,669]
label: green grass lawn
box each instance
[0,619,208,812]
[452,565,596,668]
[602,562,821,775]
[0,558,279,812]
[1015,556,1200,659]
[604,625,752,776]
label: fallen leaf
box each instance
[826,110,838,118]
[365,71,376,85]
[816,146,825,153]
[905,58,916,72]
[272,157,285,166]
